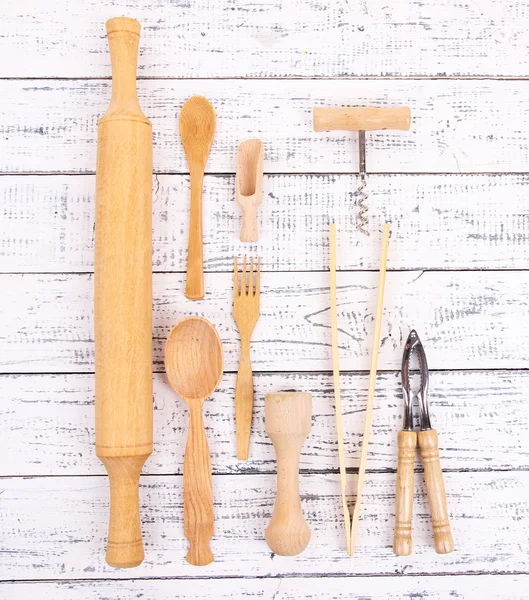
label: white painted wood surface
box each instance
[1,271,528,372]
[1,0,528,598]
[2,174,528,273]
[2,80,529,174]
[2,576,528,600]
[0,0,526,78]
[2,371,528,477]
[1,472,528,578]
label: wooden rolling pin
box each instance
[265,392,312,556]
[95,17,153,569]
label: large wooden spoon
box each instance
[179,96,216,300]
[165,317,223,566]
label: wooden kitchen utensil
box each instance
[95,17,153,569]
[233,256,261,460]
[236,139,264,242]
[180,96,216,300]
[265,392,312,556]
[314,106,410,236]
[394,330,454,556]
[330,223,390,555]
[165,317,223,566]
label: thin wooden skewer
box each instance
[349,223,391,555]
[329,223,352,555]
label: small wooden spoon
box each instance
[165,317,223,566]
[179,96,216,300]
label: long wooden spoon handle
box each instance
[186,173,204,300]
[183,404,214,565]
[393,430,417,556]
[418,429,454,554]
[235,346,254,460]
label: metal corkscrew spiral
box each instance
[355,130,370,236]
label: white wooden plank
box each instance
[2,80,528,174]
[1,0,527,78]
[3,371,527,477]
[1,271,528,373]
[0,472,527,579]
[2,575,527,600]
[2,173,528,273]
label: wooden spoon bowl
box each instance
[165,317,223,566]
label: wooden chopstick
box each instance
[330,223,391,555]
[349,223,391,554]
[329,223,352,554]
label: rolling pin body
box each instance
[95,17,153,569]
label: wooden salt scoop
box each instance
[265,392,312,556]
[165,317,223,566]
[95,17,153,569]
[180,96,216,300]
[236,139,264,242]
[330,223,390,555]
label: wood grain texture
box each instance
[3,80,529,174]
[265,392,312,556]
[1,472,528,579]
[2,271,529,373]
[234,257,261,460]
[2,371,528,477]
[165,317,224,566]
[2,173,528,273]
[1,575,528,600]
[94,16,153,568]
[418,429,454,554]
[1,0,527,78]
[236,140,263,242]
[180,96,216,300]
[393,430,417,556]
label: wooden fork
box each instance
[233,256,261,460]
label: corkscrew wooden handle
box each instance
[393,430,417,556]
[418,429,454,554]
[313,106,411,132]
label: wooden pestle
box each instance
[265,392,312,556]
[95,17,153,569]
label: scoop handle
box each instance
[418,429,454,554]
[184,403,214,565]
[393,430,417,556]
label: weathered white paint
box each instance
[2,371,527,477]
[2,80,529,174]
[0,472,527,579]
[1,0,527,78]
[1,173,528,273]
[2,575,528,600]
[0,271,528,373]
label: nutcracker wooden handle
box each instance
[393,430,417,556]
[418,429,454,554]
[313,106,411,132]
[95,16,153,568]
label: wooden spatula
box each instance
[179,96,216,300]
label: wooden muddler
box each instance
[95,17,153,569]
[265,392,312,556]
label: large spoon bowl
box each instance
[165,316,223,404]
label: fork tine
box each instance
[242,256,247,295]
[256,256,261,296]
[249,256,254,295]
[234,257,239,296]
